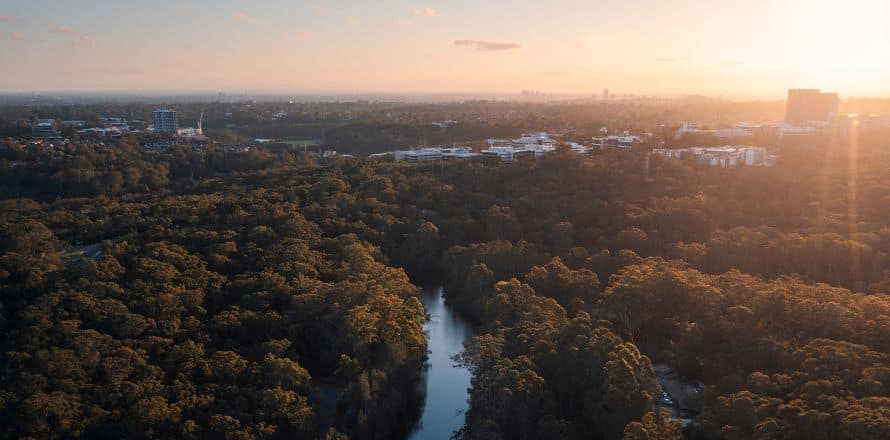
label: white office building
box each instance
[441,146,480,159]
[512,132,557,153]
[482,133,557,163]
[481,146,536,164]
[100,117,129,131]
[390,145,480,162]
[770,123,820,140]
[676,122,759,139]
[592,134,641,149]
[568,142,592,154]
[654,146,771,167]
[394,148,444,163]
[652,148,684,159]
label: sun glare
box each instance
[786,0,890,87]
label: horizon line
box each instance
[2,88,889,103]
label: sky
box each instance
[1,0,889,98]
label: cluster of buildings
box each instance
[653,146,775,168]
[480,133,557,163]
[152,108,206,141]
[838,113,890,138]
[566,134,644,155]
[31,117,142,139]
[675,89,842,142]
[675,121,830,142]
[30,108,197,140]
[387,131,653,165]
[388,132,560,165]
[77,117,134,138]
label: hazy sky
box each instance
[1,0,889,97]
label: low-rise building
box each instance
[481,145,536,164]
[61,120,87,128]
[654,146,772,167]
[839,113,890,139]
[31,119,60,138]
[676,122,760,139]
[776,124,819,139]
[512,132,557,153]
[100,117,129,131]
[568,142,592,154]
[432,120,458,128]
[861,114,890,130]
[592,134,641,149]
[394,148,444,163]
[375,146,480,162]
[481,132,558,164]
[652,148,684,159]
[441,146,480,159]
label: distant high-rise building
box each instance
[785,89,838,124]
[153,109,178,133]
[31,119,59,138]
[603,88,610,100]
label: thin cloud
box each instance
[231,12,256,25]
[454,39,521,51]
[656,57,677,63]
[412,7,438,17]
[71,35,95,47]
[0,16,14,23]
[9,31,23,41]
[51,26,79,35]
[181,4,193,14]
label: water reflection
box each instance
[409,287,474,440]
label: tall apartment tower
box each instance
[153,109,178,133]
[785,89,838,124]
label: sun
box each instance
[784,0,890,89]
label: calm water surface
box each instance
[409,287,474,440]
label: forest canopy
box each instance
[1,132,888,439]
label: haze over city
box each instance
[2,0,890,97]
[2,2,890,440]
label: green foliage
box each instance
[2,128,889,439]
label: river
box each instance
[408,287,475,440]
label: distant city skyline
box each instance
[1,0,890,98]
